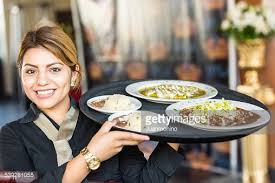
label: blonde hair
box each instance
[17,23,82,90]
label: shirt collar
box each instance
[19,97,79,124]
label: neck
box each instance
[41,96,71,125]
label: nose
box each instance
[37,71,49,86]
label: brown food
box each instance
[91,100,105,108]
[112,116,128,127]
[116,120,128,127]
[179,107,260,127]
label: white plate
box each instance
[108,111,169,134]
[165,99,270,131]
[87,95,142,115]
[126,80,218,104]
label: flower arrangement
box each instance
[221,1,275,40]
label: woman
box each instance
[0,24,183,183]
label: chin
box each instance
[30,95,59,109]
[34,101,59,110]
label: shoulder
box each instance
[0,107,37,140]
[0,104,39,134]
[1,119,21,131]
[0,119,27,138]
[0,120,26,147]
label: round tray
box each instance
[79,80,270,143]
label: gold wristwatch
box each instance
[80,147,101,171]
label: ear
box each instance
[71,65,80,87]
[73,64,80,77]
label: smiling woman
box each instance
[20,48,77,123]
[17,25,82,89]
[17,25,81,124]
[0,23,183,183]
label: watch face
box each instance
[81,147,101,170]
[90,161,100,170]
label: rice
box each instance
[127,111,142,132]
[114,111,142,132]
[102,94,135,111]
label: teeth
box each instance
[37,90,54,95]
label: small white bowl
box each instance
[87,95,142,115]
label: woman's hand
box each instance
[87,121,150,162]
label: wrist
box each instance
[87,144,100,161]
[80,147,101,171]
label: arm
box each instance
[63,117,180,182]
[62,121,150,183]
[119,142,184,183]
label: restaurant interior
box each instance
[0,0,275,182]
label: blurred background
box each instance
[0,0,275,182]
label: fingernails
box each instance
[143,136,150,140]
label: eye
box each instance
[50,67,61,72]
[25,69,35,75]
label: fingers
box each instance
[98,121,116,134]
[113,131,150,141]
[119,140,145,146]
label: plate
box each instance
[87,95,142,115]
[126,80,218,104]
[165,99,270,131]
[108,111,168,134]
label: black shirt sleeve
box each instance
[119,142,183,183]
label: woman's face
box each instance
[21,47,76,111]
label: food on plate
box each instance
[91,94,136,111]
[179,99,260,126]
[109,111,169,133]
[139,84,206,99]
[112,111,142,131]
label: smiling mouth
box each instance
[35,89,56,98]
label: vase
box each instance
[237,38,275,105]
[237,39,266,69]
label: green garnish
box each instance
[191,98,236,111]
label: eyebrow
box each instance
[23,62,64,68]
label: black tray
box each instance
[79,80,269,143]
